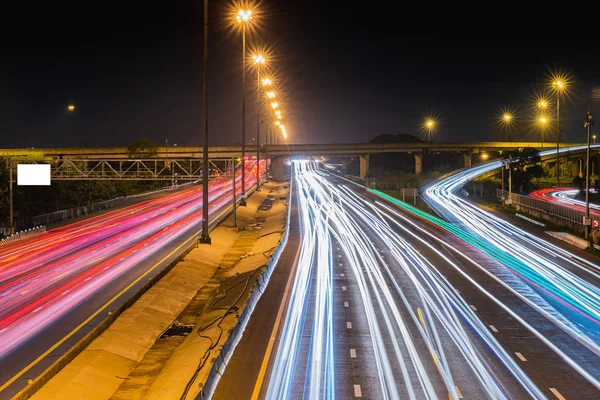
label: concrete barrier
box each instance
[545,231,589,250]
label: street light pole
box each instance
[8,159,13,234]
[501,160,505,204]
[556,92,561,184]
[232,157,237,228]
[240,25,247,206]
[507,158,513,205]
[199,0,211,244]
[256,64,261,191]
[584,109,594,239]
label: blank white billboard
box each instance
[17,164,51,186]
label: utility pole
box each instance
[501,160,505,205]
[199,0,211,244]
[507,158,513,205]
[584,109,594,239]
[8,159,13,234]
[232,157,237,228]
[556,92,561,184]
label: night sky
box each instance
[1,3,598,148]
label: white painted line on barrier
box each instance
[550,388,566,400]
[455,386,463,399]
[489,325,499,333]
[515,352,527,362]
[470,304,478,312]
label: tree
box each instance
[503,148,543,192]
[128,137,158,158]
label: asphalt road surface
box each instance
[0,161,264,399]
[213,161,600,399]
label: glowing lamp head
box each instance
[236,9,252,23]
[275,121,281,126]
[503,114,512,122]
[252,54,265,65]
[67,104,75,112]
[553,80,565,90]
[539,116,548,124]
[271,102,279,109]
[538,100,547,108]
[261,77,272,86]
[425,119,435,129]
[267,91,276,99]
[275,110,281,117]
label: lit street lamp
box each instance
[236,8,253,206]
[593,134,597,144]
[538,115,549,146]
[67,104,76,147]
[424,119,435,142]
[500,110,514,141]
[253,53,266,191]
[551,77,567,184]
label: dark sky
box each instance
[1,3,598,148]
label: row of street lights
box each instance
[200,3,290,244]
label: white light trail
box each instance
[267,161,545,399]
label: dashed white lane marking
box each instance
[344,302,349,308]
[339,263,343,267]
[470,305,478,312]
[341,273,345,277]
[455,386,463,398]
[350,348,357,358]
[489,325,499,333]
[342,286,347,291]
[346,322,352,329]
[337,247,340,250]
[549,388,566,400]
[354,384,362,398]
[515,352,527,362]
[338,255,342,258]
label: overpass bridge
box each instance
[1,141,583,179]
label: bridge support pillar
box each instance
[464,153,472,168]
[359,154,370,179]
[415,153,423,175]
[272,156,285,181]
[341,159,349,171]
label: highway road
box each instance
[530,187,600,214]
[422,146,600,393]
[0,160,265,399]
[216,160,600,400]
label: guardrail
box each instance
[0,225,46,246]
[497,189,599,228]
[5,182,196,232]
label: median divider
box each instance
[198,179,293,399]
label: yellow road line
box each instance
[251,203,302,400]
[0,204,233,394]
